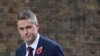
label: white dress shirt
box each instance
[25,34,40,56]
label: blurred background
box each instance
[0,0,100,56]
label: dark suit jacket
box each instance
[16,35,64,56]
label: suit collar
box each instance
[35,36,44,56]
[20,43,26,56]
[21,35,45,56]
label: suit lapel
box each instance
[21,44,26,56]
[35,36,44,56]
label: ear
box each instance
[36,24,39,30]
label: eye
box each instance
[26,26,32,29]
[19,27,24,30]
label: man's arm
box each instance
[52,45,64,56]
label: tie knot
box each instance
[28,47,33,52]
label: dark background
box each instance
[0,0,100,56]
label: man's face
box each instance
[17,19,39,43]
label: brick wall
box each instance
[0,0,100,56]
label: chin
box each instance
[25,39,34,43]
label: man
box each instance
[16,9,64,56]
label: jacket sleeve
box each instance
[52,45,64,56]
[15,49,18,56]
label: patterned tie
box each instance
[28,47,33,56]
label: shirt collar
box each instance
[26,34,40,50]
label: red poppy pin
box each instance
[36,46,43,55]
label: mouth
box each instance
[24,34,31,37]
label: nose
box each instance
[23,29,28,36]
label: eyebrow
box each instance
[18,26,32,30]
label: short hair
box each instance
[17,8,38,24]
